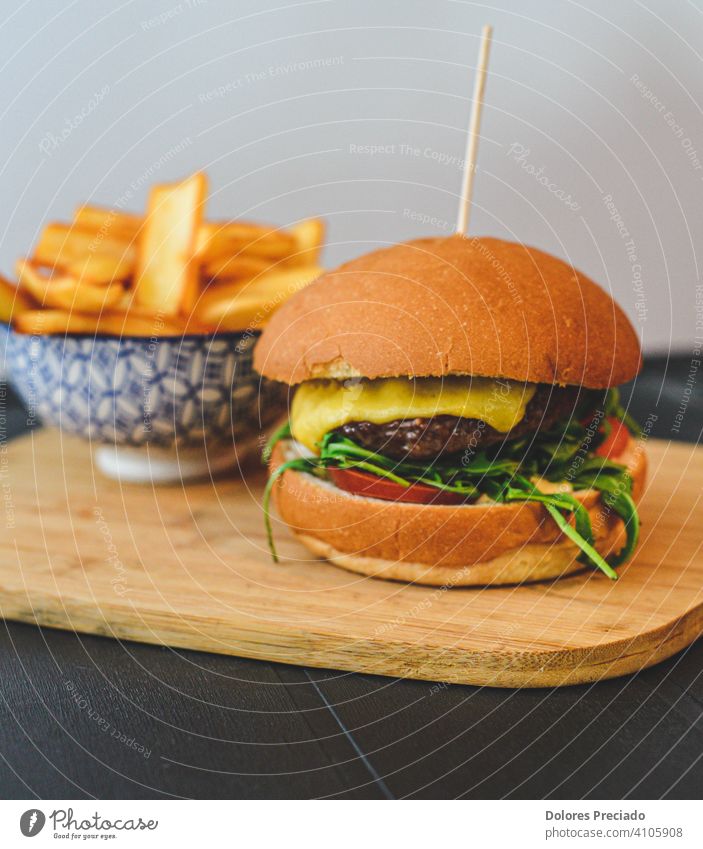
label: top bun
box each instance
[254,236,642,388]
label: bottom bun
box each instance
[270,438,647,586]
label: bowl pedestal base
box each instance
[95,438,259,484]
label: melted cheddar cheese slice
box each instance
[291,376,536,452]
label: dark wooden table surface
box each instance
[1,356,701,800]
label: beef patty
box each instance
[335,384,588,460]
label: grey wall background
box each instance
[1,0,701,353]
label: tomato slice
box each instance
[595,417,630,459]
[328,467,467,505]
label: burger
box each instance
[254,235,644,586]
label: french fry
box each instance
[34,223,135,269]
[196,221,296,261]
[66,252,133,284]
[16,260,124,312]
[201,252,279,281]
[193,278,248,313]
[14,308,188,337]
[196,297,269,332]
[94,311,190,336]
[73,205,142,239]
[288,218,325,265]
[14,310,103,335]
[113,291,208,330]
[0,274,33,323]
[244,265,323,302]
[16,258,63,299]
[194,265,322,330]
[134,172,207,315]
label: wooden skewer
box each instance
[456,24,493,235]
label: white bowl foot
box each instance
[95,439,258,484]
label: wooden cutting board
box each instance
[0,430,701,687]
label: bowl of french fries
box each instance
[0,171,324,483]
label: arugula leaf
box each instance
[262,420,292,465]
[544,503,618,580]
[262,455,320,563]
[578,475,640,567]
[605,387,642,437]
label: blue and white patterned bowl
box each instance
[0,323,286,482]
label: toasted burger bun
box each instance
[270,437,647,586]
[254,235,642,389]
